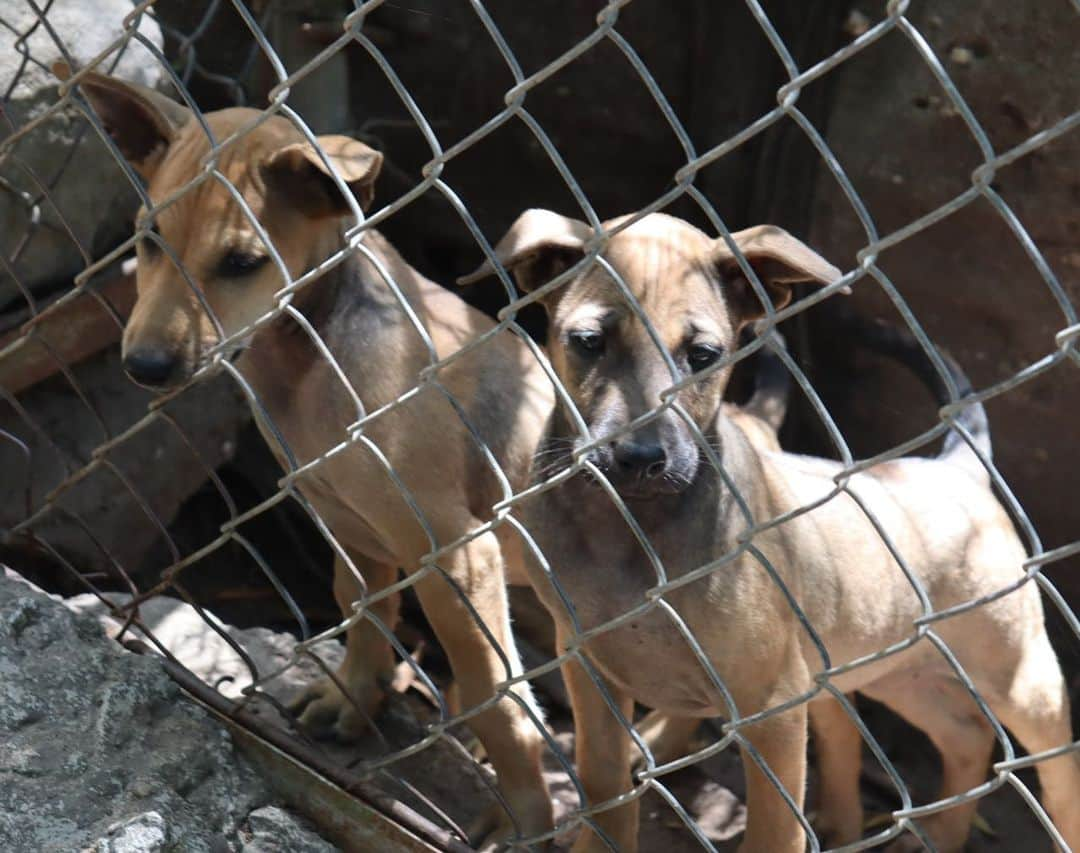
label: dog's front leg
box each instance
[738,700,809,853]
[808,696,864,846]
[292,554,399,740]
[559,626,640,853]
[413,530,552,849]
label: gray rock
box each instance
[61,586,503,839]
[66,590,346,702]
[0,0,164,312]
[89,812,168,853]
[0,570,338,853]
[241,806,337,853]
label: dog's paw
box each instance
[812,811,863,850]
[288,675,384,741]
[883,820,976,853]
[467,805,517,853]
[569,831,616,853]
[467,797,554,852]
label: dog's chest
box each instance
[522,486,746,714]
[297,473,399,565]
[583,594,737,715]
[247,398,401,565]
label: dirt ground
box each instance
[248,667,1059,852]
[543,712,1053,852]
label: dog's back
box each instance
[748,321,1029,690]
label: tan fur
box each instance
[469,209,1080,853]
[77,72,556,847]
[635,341,788,769]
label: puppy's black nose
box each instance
[123,349,178,387]
[613,440,667,478]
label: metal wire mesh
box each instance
[1,1,1078,851]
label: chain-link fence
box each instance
[1,0,1078,851]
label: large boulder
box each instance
[66,588,505,837]
[0,569,337,852]
[66,589,348,701]
[0,0,163,313]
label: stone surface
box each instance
[0,569,338,853]
[63,587,517,842]
[89,812,169,853]
[241,806,338,853]
[66,590,346,701]
[0,0,165,313]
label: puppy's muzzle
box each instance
[123,348,181,389]
[598,438,676,498]
[613,439,667,479]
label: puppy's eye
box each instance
[687,343,723,372]
[568,329,605,356]
[218,249,270,279]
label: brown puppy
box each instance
[635,329,791,767]
[69,69,555,846]
[464,209,1080,852]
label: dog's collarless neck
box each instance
[271,228,395,339]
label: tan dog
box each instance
[70,69,556,846]
[464,209,1080,852]
[634,329,791,768]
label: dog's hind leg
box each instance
[809,695,865,847]
[414,528,552,849]
[862,670,995,853]
[292,554,400,740]
[984,630,1080,852]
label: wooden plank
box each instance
[0,267,135,395]
[145,644,466,853]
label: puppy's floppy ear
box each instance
[713,225,846,325]
[261,135,383,218]
[54,62,191,181]
[457,208,591,293]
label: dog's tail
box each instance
[742,329,791,436]
[849,316,991,479]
